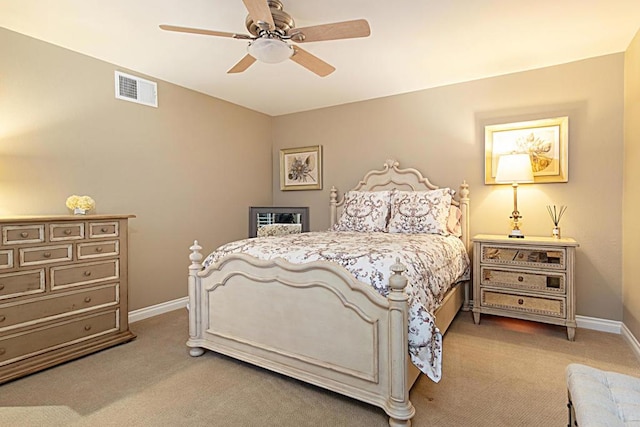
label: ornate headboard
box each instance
[329,159,470,252]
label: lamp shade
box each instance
[247,38,293,64]
[495,153,534,184]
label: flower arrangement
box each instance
[66,195,95,214]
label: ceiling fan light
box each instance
[247,38,293,64]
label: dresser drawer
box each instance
[0,310,119,366]
[480,288,566,318]
[51,260,119,290]
[480,267,565,294]
[19,245,73,266]
[0,250,13,270]
[2,225,45,245]
[481,244,566,270]
[49,223,85,241]
[0,270,45,300]
[89,222,119,239]
[0,284,118,332]
[77,240,119,260]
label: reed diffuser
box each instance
[546,205,567,239]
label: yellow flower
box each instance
[65,195,80,210]
[66,195,95,211]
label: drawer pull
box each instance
[518,298,524,305]
[517,253,524,259]
[84,297,92,303]
[517,276,524,282]
[83,271,92,277]
[20,232,29,238]
[64,229,72,235]
[0,315,5,322]
[0,348,5,356]
[43,252,52,258]
[0,284,4,291]
[95,247,103,253]
[101,227,108,233]
[84,325,92,331]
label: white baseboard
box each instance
[576,315,622,334]
[128,296,188,323]
[127,300,640,361]
[621,323,640,361]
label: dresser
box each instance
[0,214,135,383]
[472,234,579,340]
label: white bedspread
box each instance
[203,231,470,382]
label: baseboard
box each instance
[621,323,640,361]
[127,299,640,361]
[575,315,621,334]
[128,297,188,323]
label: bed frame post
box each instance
[458,181,471,311]
[386,260,416,427]
[330,186,338,227]
[188,240,205,357]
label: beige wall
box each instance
[623,29,640,336]
[0,28,272,310]
[272,54,625,321]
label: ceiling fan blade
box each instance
[288,19,370,43]
[242,0,275,31]
[159,24,251,39]
[290,46,335,77]
[227,54,257,74]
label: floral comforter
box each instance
[202,231,470,382]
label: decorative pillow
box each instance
[387,189,453,235]
[447,205,463,237]
[332,190,392,232]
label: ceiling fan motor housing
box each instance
[245,0,294,35]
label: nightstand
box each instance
[472,234,579,340]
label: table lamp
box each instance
[495,153,534,238]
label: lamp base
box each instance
[508,229,525,238]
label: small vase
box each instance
[73,208,87,215]
[552,226,561,239]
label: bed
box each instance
[187,159,470,426]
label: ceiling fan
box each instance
[159,0,370,77]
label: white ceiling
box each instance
[2,1,639,116]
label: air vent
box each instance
[114,71,158,108]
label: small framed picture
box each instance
[280,145,322,191]
[485,116,569,184]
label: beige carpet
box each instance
[1,309,638,426]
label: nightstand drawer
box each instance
[480,289,566,318]
[0,284,118,331]
[481,244,566,270]
[0,310,119,366]
[480,267,565,294]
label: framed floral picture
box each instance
[280,145,323,191]
[485,116,569,184]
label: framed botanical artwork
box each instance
[280,145,323,191]
[485,116,569,184]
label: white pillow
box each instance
[387,189,453,235]
[332,190,392,232]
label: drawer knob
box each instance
[0,315,5,322]
[518,298,524,305]
[518,276,524,282]
[517,253,524,259]
[0,348,5,356]
[84,325,92,331]
[95,247,103,253]
[83,271,92,277]
[20,232,29,238]
[101,227,108,233]
[84,297,92,303]
[64,229,72,235]
[0,284,4,291]
[43,252,52,258]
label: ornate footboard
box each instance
[188,242,416,426]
